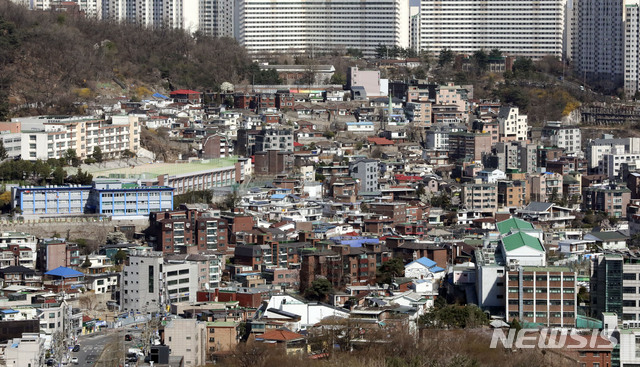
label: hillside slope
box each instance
[0,0,251,118]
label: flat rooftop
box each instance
[90,158,238,179]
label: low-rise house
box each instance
[84,273,119,294]
[517,202,575,229]
[584,230,629,250]
[404,257,445,281]
[255,329,307,355]
[43,266,85,294]
[557,239,595,255]
[346,122,374,133]
[0,266,41,288]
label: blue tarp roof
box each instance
[271,194,286,200]
[1,309,18,314]
[152,92,169,99]
[45,266,84,278]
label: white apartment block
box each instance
[237,0,410,57]
[601,152,640,179]
[160,0,200,33]
[497,106,528,142]
[121,253,164,314]
[425,128,449,150]
[121,252,199,314]
[77,0,103,18]
[572,0,624,85]
[587,136,640,170]
[419,0,565,58]
[543,121,582,156]
[37,303,66,335]
[0,232,38,269]
[6,115,140,160]
[475,247,506,308]
[2,333,45,367]
[349,158,380,192]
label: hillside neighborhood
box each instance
[0,65,637,367]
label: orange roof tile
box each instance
[259,329,305,341]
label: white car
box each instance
[70,357,79,365]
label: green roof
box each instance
[502,232,544,252]
[496,218,534,234]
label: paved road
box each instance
[70,332,116,366]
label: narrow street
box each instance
[71,331,117,366]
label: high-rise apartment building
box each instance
[237,0,410,57]
[125,0,154,26]
[625,2,640,96]
[572,0,624,87]
[200,0,234,37]
[419,0,565,58]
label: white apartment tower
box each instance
[572,0,624,87]
[237,0,410,57]
[160,0,200,33]
[419,0,565,58]
[77,0,103,19]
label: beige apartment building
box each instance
[1,115,140,160]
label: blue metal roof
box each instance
[407,257,437,269]
[152,92,169,99]
[45,266,84,278]
[271,194,286,200]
